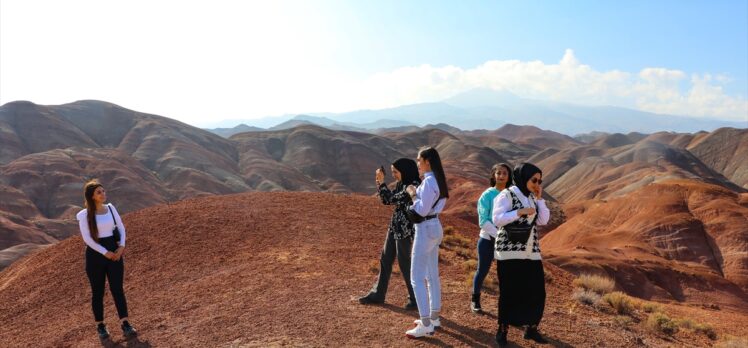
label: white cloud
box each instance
[340,49,747,122]
[1,0,745,125]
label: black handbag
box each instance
[108,205,122,244]
[502,206,538,244]
[406,197,441,224]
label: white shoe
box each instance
[405,321,434,338]
[413,318,441,328]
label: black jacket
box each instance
[377,180,419,240]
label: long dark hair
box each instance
[83,179,103,242]
[418,147,449,199]
[489,163,513,189]
[392,158,420,191]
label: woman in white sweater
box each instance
[77,179,137,340]
[491,163,550,347]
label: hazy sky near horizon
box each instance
[1,0,747,126]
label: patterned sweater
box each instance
[491,186,550,260]
[378,180,419,240]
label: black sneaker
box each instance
[495,329,508,347]
[524,326,548,344]
[121,321,138,338]
[358,293,384,305]
[96,323,110,339]
[470,293,482,313]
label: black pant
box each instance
[369,232,416,302]
[497,259,545,326]
[85,237,129,322]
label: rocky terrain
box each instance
[1,100,746,346]
[1,192,745,347]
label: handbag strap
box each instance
[507,189,539,225]
[107,204,118,228]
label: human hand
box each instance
[114,246,125,261]
[518,207,536,216]
[534,185,543,198]
[406,185,417,197]
[105,251,117,260]
[375,168,385,185]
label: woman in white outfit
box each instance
[404,147,449,339]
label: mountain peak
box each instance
[442,87,522,108]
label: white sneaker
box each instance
[413,318,441,328]
[405,321,434,338]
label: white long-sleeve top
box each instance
[492,186,550,227]
[492,186,550,260]
[411,172,446,218]
[77,203,126,255]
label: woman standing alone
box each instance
[77,179,137,339]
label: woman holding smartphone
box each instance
[404,147,449,339]
[359,158,420,310]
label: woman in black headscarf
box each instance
[491,162,551,347]
[358,158,420,310]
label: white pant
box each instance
[410,218,443,318]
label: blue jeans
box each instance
[472,236,495,295]
[410,218,443,318]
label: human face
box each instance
[495,166,509,188]
[416,156,431,175]
[526,173,542,194]
[93,186,107,205]
[391,165,402,182]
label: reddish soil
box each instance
[1,192,745,347]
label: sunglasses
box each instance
[530,178,543,185]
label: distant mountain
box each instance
[206,115,417,137]
[222,88,745,135]
[208,124,265,138]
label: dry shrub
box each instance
[613,315,633,328]
[676,318,695,330]
[573,274,615,295]
[483,273,499,294]
[646,312,679,336]
[463,259,478,272]
[641,302,661,313]
[674,318,717,340]
[443,226,455,235]
[573,288,602,306]
[442,231,474,260]
[694,323,717,340]
[602,291,635,315]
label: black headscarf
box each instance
[392,158,420,190]
[513,162,542,197]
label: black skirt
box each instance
[497,259,546,326]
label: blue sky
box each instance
[324,0,748,94]
[1,0,746,125]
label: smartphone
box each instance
[379,165,386,175]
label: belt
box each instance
[423,215,438,221]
